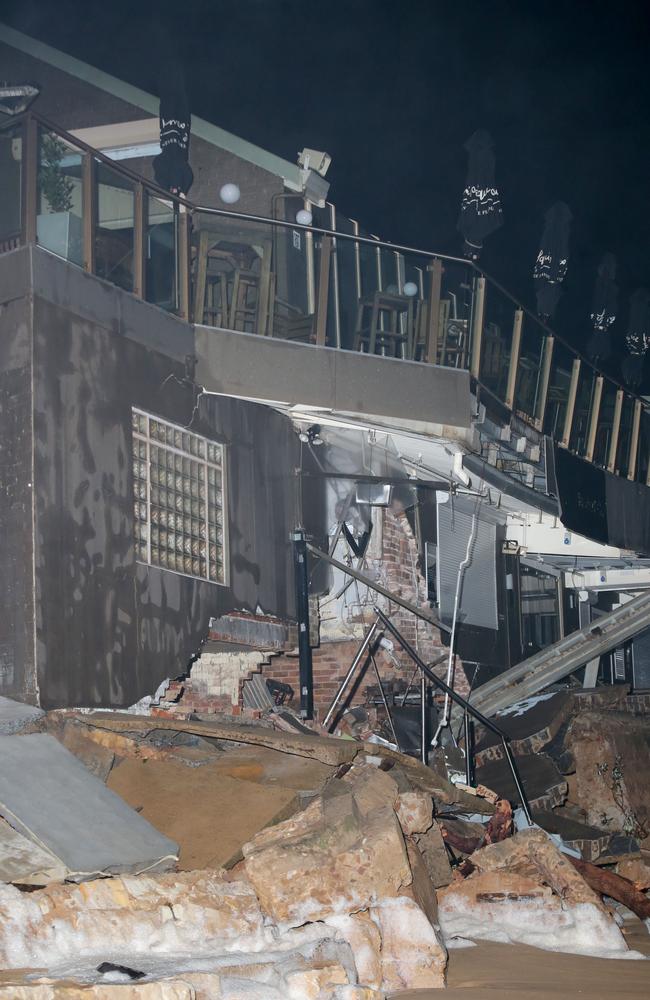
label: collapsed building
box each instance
[0,21,649,996]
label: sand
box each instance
[392,923,650,999]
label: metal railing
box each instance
[1,110,649,489]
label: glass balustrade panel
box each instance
[37,128,83,267]
[514,316,546,423]
[146,193,177,312]
[592,379,618,468]
[95,159,134,292]
[479,278,518,403]
[616,394,635,477]
[543,343,572,440]
[568,366,597,456]
[437,260,474,369]
[637,407,650,485]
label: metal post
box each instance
[314,234,333,346]
[560,358,581,448]
[420,673,427,765]
[464,712,475,786]
[535,335,554,430]
[81,152,95,274]
[133,182,145,299]
[22,115,38,245]
[585,375,603,462]
[470,275,486,378]
[504,308,523,410]
[291,530,314,720]
[177,204,191,322]
[424,258,442,364]
[374,605,533,824]
[628,399,642,481]
[322,619,381,729]
[607,389,623,472]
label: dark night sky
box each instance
[2,0,649,357]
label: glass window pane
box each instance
[637,408,650,485]
[37,128,83,266]
[95,159,134,292]
[131,407,227,584]
[146,193,177,311]
[331,214,360,351]
[0,124,22,246]
[437,260,473,368]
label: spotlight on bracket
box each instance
[298,423,324,446]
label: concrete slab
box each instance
[0,696,44,734]
[0,734,178,878]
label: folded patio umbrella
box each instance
[152,62,194,197]
[457,129,503,261]
[587,252,618,362]
[621,287,650,390]
[533,201,572,321]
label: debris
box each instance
[616,856,650,891]
[0,734,178,880]
[0,696,44,735]
[438,829,631,956]
[411,820,454,888]
[0,817,66,886]
[107,757,300,870]
[75,713,357,766]
[567,855,650,922]
[243,789,411,928]
[475,753,568,811]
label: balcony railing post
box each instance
[504,308,523,410]
[133,182,145,299]
[535,334,554,430]
[314,234,333,347]
[177,202,190,322]
[22,115,38,245]
[585,374,603,462]
[81,153,95,273]
[423,257,442,364]
[470,275,486,378]
[607,389,623,473]
[628,400,642,481]
[560,358,581,448]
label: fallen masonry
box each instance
[0,690,647,995]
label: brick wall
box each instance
[155,504,468,720]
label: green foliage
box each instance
[39,133,74,213]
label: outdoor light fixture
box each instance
[298,424,324,446]
[297,148,331,207]
[0,83,40,115]
[403,282,418,297]
[296,208,313,225]
[219,183,241,204]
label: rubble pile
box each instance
[0,688,647,995]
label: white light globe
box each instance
[219,183,241,204]
[403,281,418,297]
[296,209,313,225]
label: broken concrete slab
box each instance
[533,810,610,862]
[243,790,411,928]
[412,821,453,888]
[77,713,357,765]
[107,757,299,870]
[370,895,447,991]
[0,696,44,734]
[474,690,575,766]
[59,720,116,782]
[0,817,66,886]
[475,752,568,812]
[0,734,178,879]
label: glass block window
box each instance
[131,408,227,584]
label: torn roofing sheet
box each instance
[0,734,178,879]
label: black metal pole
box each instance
[292,530,314,720]
[374,606,533,824]
[464,712,475,786]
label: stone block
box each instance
[370,895,447,991]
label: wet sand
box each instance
[393,924,650,999]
